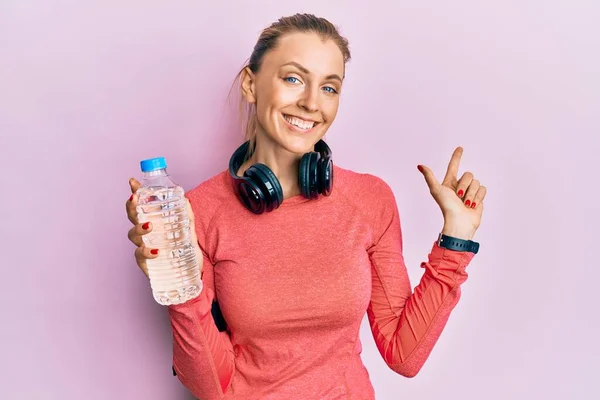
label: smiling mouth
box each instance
[283,114,321,131]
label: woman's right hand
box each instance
[126,178,158,278]
[126,178,204,279]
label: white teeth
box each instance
[284,115,315,130]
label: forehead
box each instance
[261,31,345,77]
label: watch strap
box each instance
[437,233,479,254]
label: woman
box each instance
[126,13,486,400]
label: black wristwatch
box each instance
[437,233,480,254]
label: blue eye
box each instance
[284,77,300,84]
[323,86,338,94]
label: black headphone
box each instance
[228,139,334,214]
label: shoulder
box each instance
[186,169,230,199]
[333,164,397,204]
[333,165,401,239]
[184,169,233,230]
[332,164,399,229]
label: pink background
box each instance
[1,1,598,399]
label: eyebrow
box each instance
[281,61,343,82]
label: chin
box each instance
[279,133,324,155]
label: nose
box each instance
[298,85,319,113]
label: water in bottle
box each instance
[135,157,202,305]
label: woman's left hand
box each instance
[418,147,487,241]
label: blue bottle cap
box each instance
[140,157,167,172]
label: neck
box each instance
[238,134,302,199]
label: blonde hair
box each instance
[231,13,351,160]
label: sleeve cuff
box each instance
[167,282,214,315]
[423,241,476,271]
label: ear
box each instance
[240,67,257,104]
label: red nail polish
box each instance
[150,249,158,255]
[129,194,134,202]
[471,202,476,208]
[417,165,423,173]
[457,190,464,197]
[465,200,471,207]
[142,222,149,230]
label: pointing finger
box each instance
[443,147,463,185]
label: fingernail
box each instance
[142,222,149,230]
[457,189,464,197]
[129,194,134,202]
[471,202,476,208]
[150,249,159,255]
[465,200,471,207]
[417,165,423,173]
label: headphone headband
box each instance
[229,139,334,214]
[228,141,251,180]
[229,140,332,178]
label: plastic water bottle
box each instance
[135,157,202,306]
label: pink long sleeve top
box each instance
[167,165,475,399]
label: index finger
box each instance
[126,193,138,224]
[129,178,141,194]
[126,177,141,225]
[443,146,463,184]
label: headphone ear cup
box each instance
[236,177,267,214]
[299,152,311,198]
[307,152,320,199]
[244,164,283,212]
[319,156,333,196]
[301,152,320,199]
